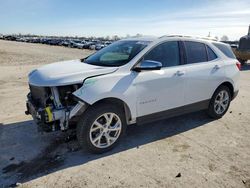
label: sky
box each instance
[0,0,249,40]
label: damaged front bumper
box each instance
[25,91,87,132]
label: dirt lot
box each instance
[0,40,250,188]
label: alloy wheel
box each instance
[214,90,230,115]
[89,113,122,148]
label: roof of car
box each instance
[122,36,157,42]
[123,35,220,43]
[122,35,233,51]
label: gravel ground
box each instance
[0,40,250,188]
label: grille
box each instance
[29,85,50,107]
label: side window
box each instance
[206,45,218,61]
[184,41,207,64]
[212,42,236,59]
[144,41,180,67]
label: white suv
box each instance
[26,36,240,153]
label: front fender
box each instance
[73,72,138,120]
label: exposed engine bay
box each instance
[25,59,119,133]
[25,84,87,132]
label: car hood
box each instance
[28,59,118,87]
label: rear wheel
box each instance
[76,103,127,153]
[207,86,231,119]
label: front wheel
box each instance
[76,103,127,153]
[207,85,231,119]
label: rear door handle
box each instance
[176,70,185,76]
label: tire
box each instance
[76,102,127,154]
[207,85,231,119]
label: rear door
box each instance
[183,41,225,105]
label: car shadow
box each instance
[0,111,214,186]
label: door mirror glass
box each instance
[133,60,162,72]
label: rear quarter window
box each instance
[212,42,236,59]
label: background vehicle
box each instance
[82,41,95,49]
[94,41,112,50]
[95,43,105,50]
[104,41,112,47]
[3,35,16,41]
[232,25,250,64]
[89,41,99,50]
[59,40,70,47]
[67,40,90,49]
[26,36,240,153]
[45,39,63,45]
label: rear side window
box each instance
[144,41,180,67]
[184,41,207,64]
[212,42,236,59]
[206,46,218,61]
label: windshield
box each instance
[84,40,151,67]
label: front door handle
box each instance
[214,65,221,70]
[176,70,185,76]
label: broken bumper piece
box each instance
[25,100,86,132]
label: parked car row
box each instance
[0,35,113,50]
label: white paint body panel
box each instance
[28,59,118,86]
[183,59,225,105]
[28,36,240,123]
[73,72,138,120]
[134,67,186,117]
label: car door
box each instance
[183,41,225,105]
[134,41,186,118]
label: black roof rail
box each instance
[159,35,192,38]
[159,35,218,41]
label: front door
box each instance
[134,41,186,117]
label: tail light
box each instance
[236,62,241,70]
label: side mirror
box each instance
[133,60,162,72]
